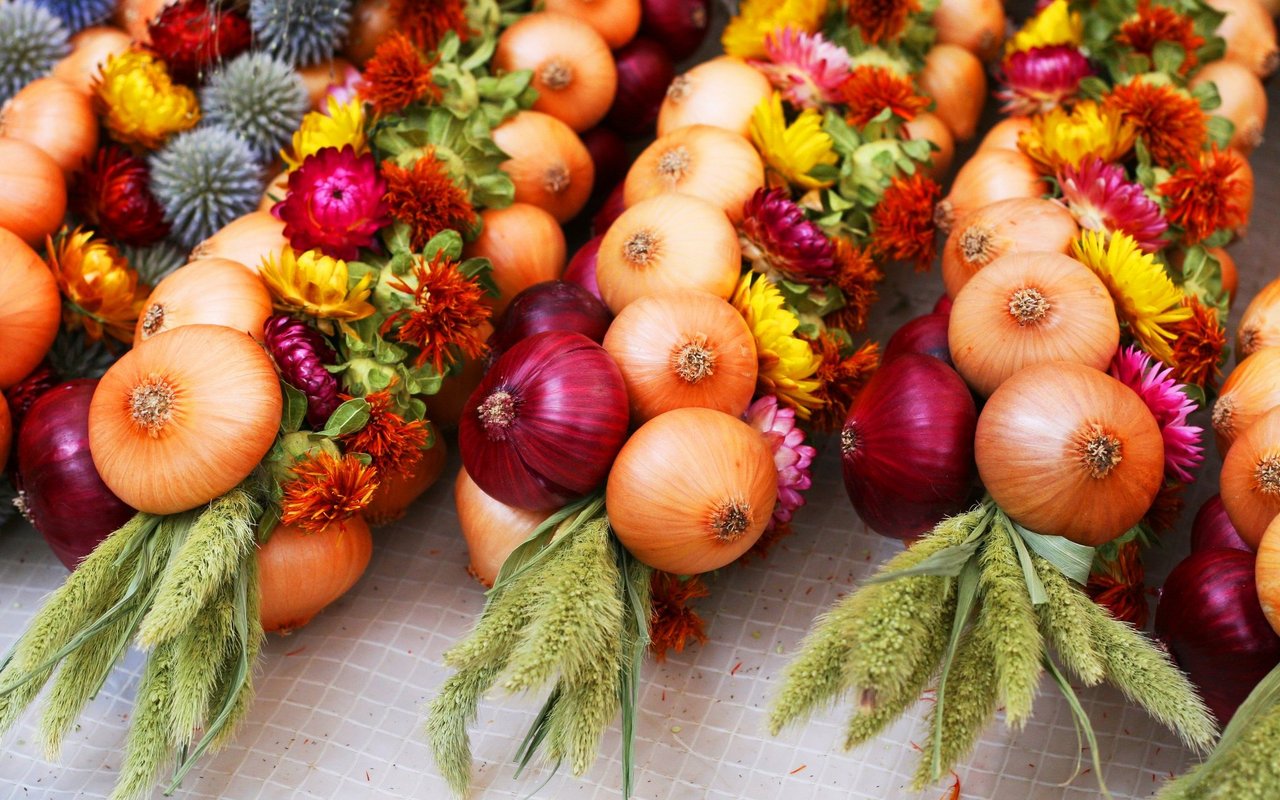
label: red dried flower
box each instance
[649,571,709,661]
[358,32,441,115]
[381,253,491,373]
[837,66,929,126]
[3,363,58,433]
[870,173,941,269]
[274,146,391,261]
[392,0,471,53]
[1104,80,1206,167]
[1170,297,1226,389]
[1143,480,1185,535]
[1088,541,1149,627]
[827,238,883,336]
[1158,147,1249,244]
[381,151,478,251]
[280,452,380,534]
[339,389,430,476]
[847,0,920,44]
[71,145,171,246]
[146,0,252,84]
[808,335,879,433]
[1116,0,1205,74]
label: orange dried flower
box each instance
[46,227,149,343]
[358,32,441,115]
[828,238,884,335]
[1116,0,1205,74]
[1143,480,1185,535]
[382,151,478,250]
[1088,540,1149,627]
[847,0,920,43]
[392,0,470,52]
[649,571,709,661]
[1104,80,1206,167]
[1169,297,1225,389]
[809,336,879,433]
[1158,147,1249,244]
[381,253,491,373]
[281,452,379,533]
[870,173,941,269]
[837,66,929,126]
[339,389,430,476]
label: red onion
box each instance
[1155,548,1280,724]
[460,331,629,510]
[17,380,136,569]
[841,354,977,539]
[563,235,605,301]
[606,38,675,136]
[1192,494,1252,553]
[882,313,953,367]
[640,0,710,61]
[488,280,612,362]
[579,127,630,205]
[933,294,953,315]
[592,180,628,235]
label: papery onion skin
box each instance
[1221,405,1280,548]
[52,26,133,94]
[933,0,1005,61]
[640,0,709,61]
[882,313,954,367]
[493,111,596,223]
[603,290,757,423]
[975,361,1164,545]
[1237,278,1280,360]
[935,148,1047,233]
[606,406,777,574]
[1212,346,1280,456]
[841,354,977,539]
[134,258,273,344]
[563,234,605,301]
[0,77,99,176]
[950,251,1120,397]
[488,280,612,363]
[918,43,987,142]
[546,0,642,49]
[460,331,629,510]
[0,227,61,389]
[979,116,1032,153]
[89,325,283,515]
[465,203,567,316]
[1191,60,1268,153]
[606,37,675,137]
[903,112,955,179]
[1156,547,1280,724]
[18,380,136,569]
[1207,0,1279,78]
[0,139,68,248]
[941,198,1080,299]
[657,56,771,138]
[1192,494,1252,553]
[624,124,765,223]
[258,517,373,634]
[495,13,618,133]
[455,466,552,587]
[363,429,447,526]
[1258,516,1280,636]
[190,210,289,274]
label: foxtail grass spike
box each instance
[1159,704,1280,799]
[109,641,179,800]
[977,523,1043,728]
[442,575,540,672]
[427,663,505,798]
[1033,553,1106,686]
[211,554,264,751]
[169,583,236,745]
[912,629,999,790]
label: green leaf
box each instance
[1152,41,1187,75]
[424,229,465,261]
[317,398,370,438]
[1013,523,1095,586]
[279,382,307,434]
[1077,76,1111,101]
[1045,656,1111,798]
[490,495,605,593]
[929,556,981,780]
[864,537,983,583]
[1206,115,1236,150]
[1007,521,1048,606]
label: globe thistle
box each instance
[248,0,354,67]
[29,0,114,33]
[0,1,70,105]
[119,240,187,285]
[263,314,342,427]
[46,328,118,380]
[149,126,264,249]
[200,52,309,163]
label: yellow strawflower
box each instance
[722,0,827,59]
[1007,0,1083,54]
[281,98,368,171]
[260,246,375,326]
[750,93,838,191]
[732,273,824,417]
[94,49,199,149]
[1018,101,1136,174]
[46,228,149,343]
[1072,230,1192,363]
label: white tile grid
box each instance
[0,432,1197,800]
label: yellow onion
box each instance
[258,517,373,634]
[1213,347,1280,455]
[363,430,447,526]
[190,211,290,274]
[0,139,67,248]
[493,110,595,223]
[903,112,955,179]
[933,0,1005,60]
[52,27,133,95]
[495,12,618,132]
[1,78,99,176]
[455,466,552,587]
[918,43,987,141]
[624,124,764,223]
[1222,406,1280,548]
[978,116,1033,152]
[1238,277,1280,358]
[0,227,60,389]
[935,148,1047,232]
[135,258,273,344]
[464,204,566,316]
[1192,60,1268,154]
[657,56,771,138]
[1208,0,1279,78]
[941,197,1079,298]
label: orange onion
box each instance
[918,44,987,142]
[297,58,357,111]
[258,517,373,634]
[455,466,552,587]
[1,78,99,176]
[464,204,566,316]
[976,361,1164,545]
[935,148,1047,232]
[656,56,771,138]
[0,227,60,389]
[88,325,283,515]
[1212,347,1280,455]
[493,110,595,223]
[0,394,8,473]
[116,0,168,42]
[596,193,741,314]
[1257,517,1280,635]
[424,327,491,429]
[602,290,757,423]
[343,0,394,64]
[949,251,1120,396]
[1238,278,1280,358]
[545,0,642,48]
[978,116,1032,152]
[941,198,1079,298]
[903,112,955,179]
[933,0,1005,60]
[495,13,617,132]
[624,124,764,223]
[1221,405,1280,548]
[606,406,777,574]
[1214,247,1239,307]
[259,170,289,213]
[363,430,447,526]
[190,211,290,273]
[135,258,273,344]
[1193,60,1268,153]
[52,27,132,95]
[0,139,67,248]
[1208,0,1279,78]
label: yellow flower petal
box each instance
[732,273,823,416]
[750,93,838,191]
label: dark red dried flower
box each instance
[263,313,342,428]
[146,0,252,84]
[3,363,59,433]
[392,0,471,53]
[1088,541,1149,628]
[72,145,171,247]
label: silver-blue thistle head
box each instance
[29,0,115,33]
[120,240,189,286]
[248,0,354,67]
[149,127,265,250]
[0,0,70,104]
[199,51,310,164]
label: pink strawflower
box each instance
[273,145,390,261]
[749,28,851,109]
[1059,158,1169,253]
[996,45,1093,115]
[740,188,837,285]
[745,394,816,527]
[325,64,363,106]
[1109,345,1203,482]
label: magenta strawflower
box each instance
[996,45,1093,115]
[1109,345,1203,482]
[745,394,816,527]
[749,28,851,109]
[739,188,837,285]
[264,313,342,427]
[1059,158,1169,253]
[325,63,363,106]
[273,145,390,261]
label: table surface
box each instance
[3,13,1279,800]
